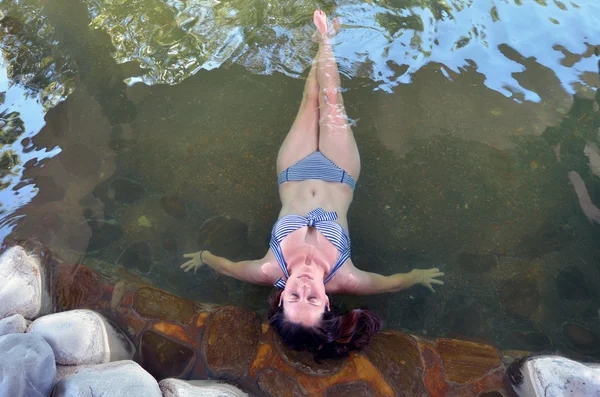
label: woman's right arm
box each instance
[180,250,273,285]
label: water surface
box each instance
[1,0,599,357]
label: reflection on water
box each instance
[1,0,599,358]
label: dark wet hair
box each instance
[267,289,382,360]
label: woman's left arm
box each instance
[341,267,444,295]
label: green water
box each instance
[1,0,599,357]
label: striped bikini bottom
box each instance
[278,151,356,191]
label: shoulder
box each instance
[258,250,284,284]
[325,258,360,294]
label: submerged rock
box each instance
[119,241,152,273]
[0,333,56,397]
[53,360,161,397]
[107,177,145,203]
[0,313,27,336]
[556,266,594,301]
[196,216,249,259]
[161,196,188,218]
[28,309,135,365]
[0,246,43,319]
[159,379,249,397]
[562,323,599,354]
[508,355,600,397]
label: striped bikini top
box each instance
[270,207,351,289]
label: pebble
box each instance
[28,309,135,365]
[159,379,249,397]
[0,333,56,397]
[0,313,27,336]
[53,360,162,397]
[0,246,43,319]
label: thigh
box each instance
[318,92,361,180]
[276,103,319,175]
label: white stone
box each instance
[509,355,600,397]
[0,313,28,336]
[28,309,134,365]
[0,246,42,319]
[52,360,162,397]
[0,333,56,397]
[159,379,249,397]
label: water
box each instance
[1,0,599,357]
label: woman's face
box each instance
[281,265,329,326]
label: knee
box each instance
[321,86,342,107]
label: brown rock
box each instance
[562,323,599,353]
[517,223,575,258]
[58,143,101,177]
[435,339,502,384]
[196,216,249,259]
[498,275,540,318]
[365,332,427,396]
[107,177,145,203]
[202,306,260,378]
[140,330,195,379]
[257,369,307,397]
[55,264,103,311]
[119,241,152,273]
[161,196,187,218]
[325,382,376,397]
[272,331,346,376]
[132,287,195,324]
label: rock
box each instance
[0,246,43,319]
[159,379,249,397]
[52,360,162,397]
[505,330,551,351]
[28,309,135,365]
[138,215,153,227]
[0,333,56,397]
[0,313,27,336]
[31,175,66,204]
[435,338,502,384]
[161,196,188,218]
[498,275,540,318]
[119,241,152,273]
[58,142,101,177]
[562,323,599,354]
[202,307,260,378]
[257,369,307,396]
[326,382,375,397]
[140,330,195,379]
[87,220,123,251]
[366,332,427,396]
[107,177,145,203]
[132,287,195,324]
[517,223,575,258]
[443,295,489,339]
[556,266,594,301]
[55,264,103,310]
[507,355,600,397]
[196,216,249,259]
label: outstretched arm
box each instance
[180,250,272,285]
[340,267,444,295]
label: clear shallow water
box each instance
[1,0,599,356]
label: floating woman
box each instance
[181,9,444,359]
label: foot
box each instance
[312,11,341,42]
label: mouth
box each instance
[298,274,313,280]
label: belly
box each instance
[278,180,353,229]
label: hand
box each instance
[411,268,444,293]
[180,251,206,274]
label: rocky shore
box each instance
[1,243,599,396]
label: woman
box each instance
[181,10,444,359]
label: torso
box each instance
[261,179,358,292]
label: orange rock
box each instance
[435,339,502,384]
